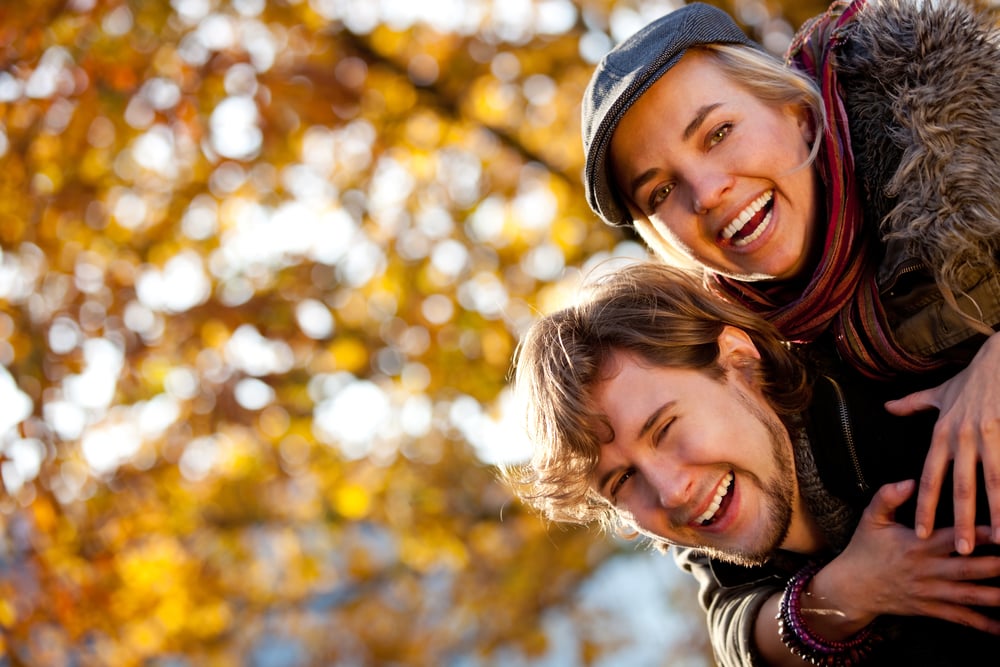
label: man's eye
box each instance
[648,183,673,210]
[655,418,674,445]
[610,468,635,501]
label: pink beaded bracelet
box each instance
[777,562,882,666]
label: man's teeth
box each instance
[721,192,773,242]
[696,472,734,525]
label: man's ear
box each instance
[717,325,761,375]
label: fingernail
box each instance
[915,525,929,539]
[958,539,972,555]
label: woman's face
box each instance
[609,50,819,282]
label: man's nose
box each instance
[643,459,693,510]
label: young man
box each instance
[505,261,1000,666]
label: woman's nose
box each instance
[689,168,731,215]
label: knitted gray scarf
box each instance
[792,428,859,553]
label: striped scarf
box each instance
[713,0,939,378]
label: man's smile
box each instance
[695,470,735,526]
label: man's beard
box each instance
[700,386,797,568]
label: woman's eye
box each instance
[610,468,635,502]
[648,183,673,210]
[708,123,732,147]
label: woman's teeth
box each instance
[721,192,773,246]
[697,472,734,526]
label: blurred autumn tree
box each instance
[0,1,826,665]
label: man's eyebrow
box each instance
[595,400,676,494]
[596,466,617,497]
[637,400,674,442]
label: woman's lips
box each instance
[720,191,774,247]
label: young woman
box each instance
[582,0,1000,557]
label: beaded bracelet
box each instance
[776,562,881,666]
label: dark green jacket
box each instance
[676,0,1000,661]
[674,356,999,666]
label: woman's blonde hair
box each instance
[632,44,826,270]
[502,262,810,531]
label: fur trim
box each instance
[837,0,1000,292]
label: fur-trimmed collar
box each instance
[835,0,1000,289]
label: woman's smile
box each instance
[720,191,773,247]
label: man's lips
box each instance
[720,191,774,247]
[694,471,734,526]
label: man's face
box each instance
[589,346,802,566]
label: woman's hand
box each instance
[884,331,1000,554]
[809,480,1000,636]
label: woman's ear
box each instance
[793,102,816,145]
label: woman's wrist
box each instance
[801,559,877,638]
[777,562,882,666]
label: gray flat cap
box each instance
[582,3,761,226]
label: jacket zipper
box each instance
[881,258,927,297]
[824,376,870,493]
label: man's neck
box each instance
[778,426,844,556]
[780,496,830,555]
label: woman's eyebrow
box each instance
[626,103,724,201]
[683,102,722,141]
[628,168,660,201]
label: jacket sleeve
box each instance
[671,546,781,667]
